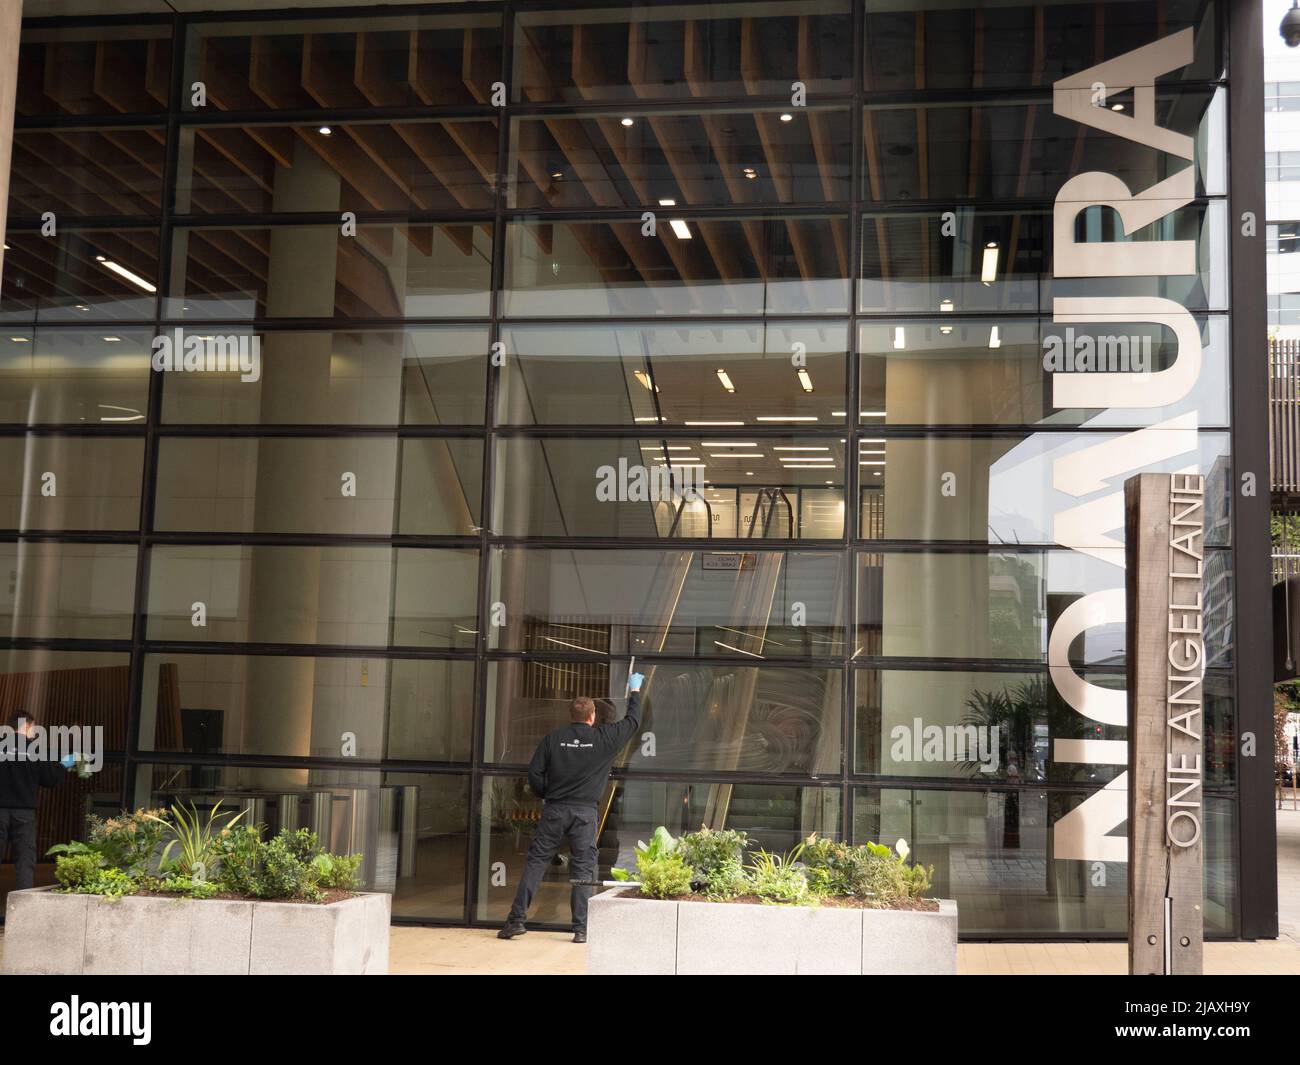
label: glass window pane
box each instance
[490,547,846,659]
[514,1,852,104]
[10,127,167,218]
[505,215,849,317]
[0,329,152,426]
[512,106,851,210]
[167,223,492,320]
[854,431,1230,545]
[0,230,160,323]
[159,326,487,426]
[0,648,132,751]
[153,437,482,536]
[863,91,1225,203]
[863,1,1221,92]
[145,545,479,649]
[18,24,173,116]
[0,542,136,639]
[858,316,1230,428]
[856,548,1232,668]
[0,436,143,530]
[133,762,471,920]
[184,13,501,111]
[494,436,843,539]
[500,322,847,427]
[853,787,1234,936]
[477,776,840,922]
[487,659,841,775]
[858,203,1227,314]
[175,119,498,215]
[138,652,474,762]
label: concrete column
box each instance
[0,0,19,287]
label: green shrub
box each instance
[702,861,749,900]
[800,834,933,906]
[212,824,264,896]
[312,851,362,890]
[158,874,217,899]
[61,867,138,900]
[260,829,325,901]
[677,826,747,880]
[86,810,169,876]
[54,853,101,889]
[635,854,693,899]
[748,846,808,904]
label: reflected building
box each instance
[0,0,1274,939]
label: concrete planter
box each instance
[587,888,957,975]
[2,887,390,975]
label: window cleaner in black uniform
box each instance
[498,671,645,944]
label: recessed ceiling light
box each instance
[716,368,736,392]
[981,242,999,284]
[893,327,905,350]
[1111,103,1124,111]
[101,336,122,342]
[9,336,28,343]
[659,198,677,207]
[699,441,757,447]
[940,298,953,312]
[774,446,830,452]
[669,219,692,240]
[98,258,156,293]
[319,126,333,136]
[797,368,814,393]
[551,170,563,179]
[685,420,744,426]
[757,416,817,422]
[780,113,793,122]
[621,117,634,127]
[989,325,1002,349]
[633,370,654,391]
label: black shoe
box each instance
[497,922,527,940]
[572,930,587,944]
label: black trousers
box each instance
[0,808,38,891]
[507,803,598,931]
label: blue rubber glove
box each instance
[628,672,645,692]
[60,753,77,769]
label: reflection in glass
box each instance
[184,14,501,111]
[854,787,1234,936]
[505,216,849,317]
[856,549,1232,667]
[0,436,143,530]
[167,223,492,320]
[146,545,479,649]
[862,91,1225,203]
[0,542,136,639]
[138,653,474,762]
[176,119,498,215]
[477,775,840,923]
[854,432,1230,546]
[862,0,1221,92]
[10,127,167,217]
[491,547,846,658]
[153,437,482,536]
[494,436,844,539]
[0,230,159,323]
[513,1,852,103]
[135,762,470,915]
[17,25,173,116]
[487,659,840,775]
[0,330,152,426]
[499,321,847,426]
[858,316,1230,428]
[160,327,488,426]
[513,107,851,209]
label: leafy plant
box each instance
[677,826,747,879]
[702,861,749,900]
[635,854,693,899]
[158,874,218,899]
[800,834,933,907]
[85,809,169,877]
[312,851,362,890]
[54,853,101,890]
[60,866,138,900]
[747,845,808,904]
[148,801,246,881]
[260,829,326,901]
[212,823,264,896]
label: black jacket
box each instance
[528,692,643,808]
[0,755,64,810]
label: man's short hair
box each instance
[7,709,33,731]
[570,696,596,723]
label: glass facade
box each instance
[0,1,1243,937]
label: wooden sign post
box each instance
[1125,472,1205,976]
